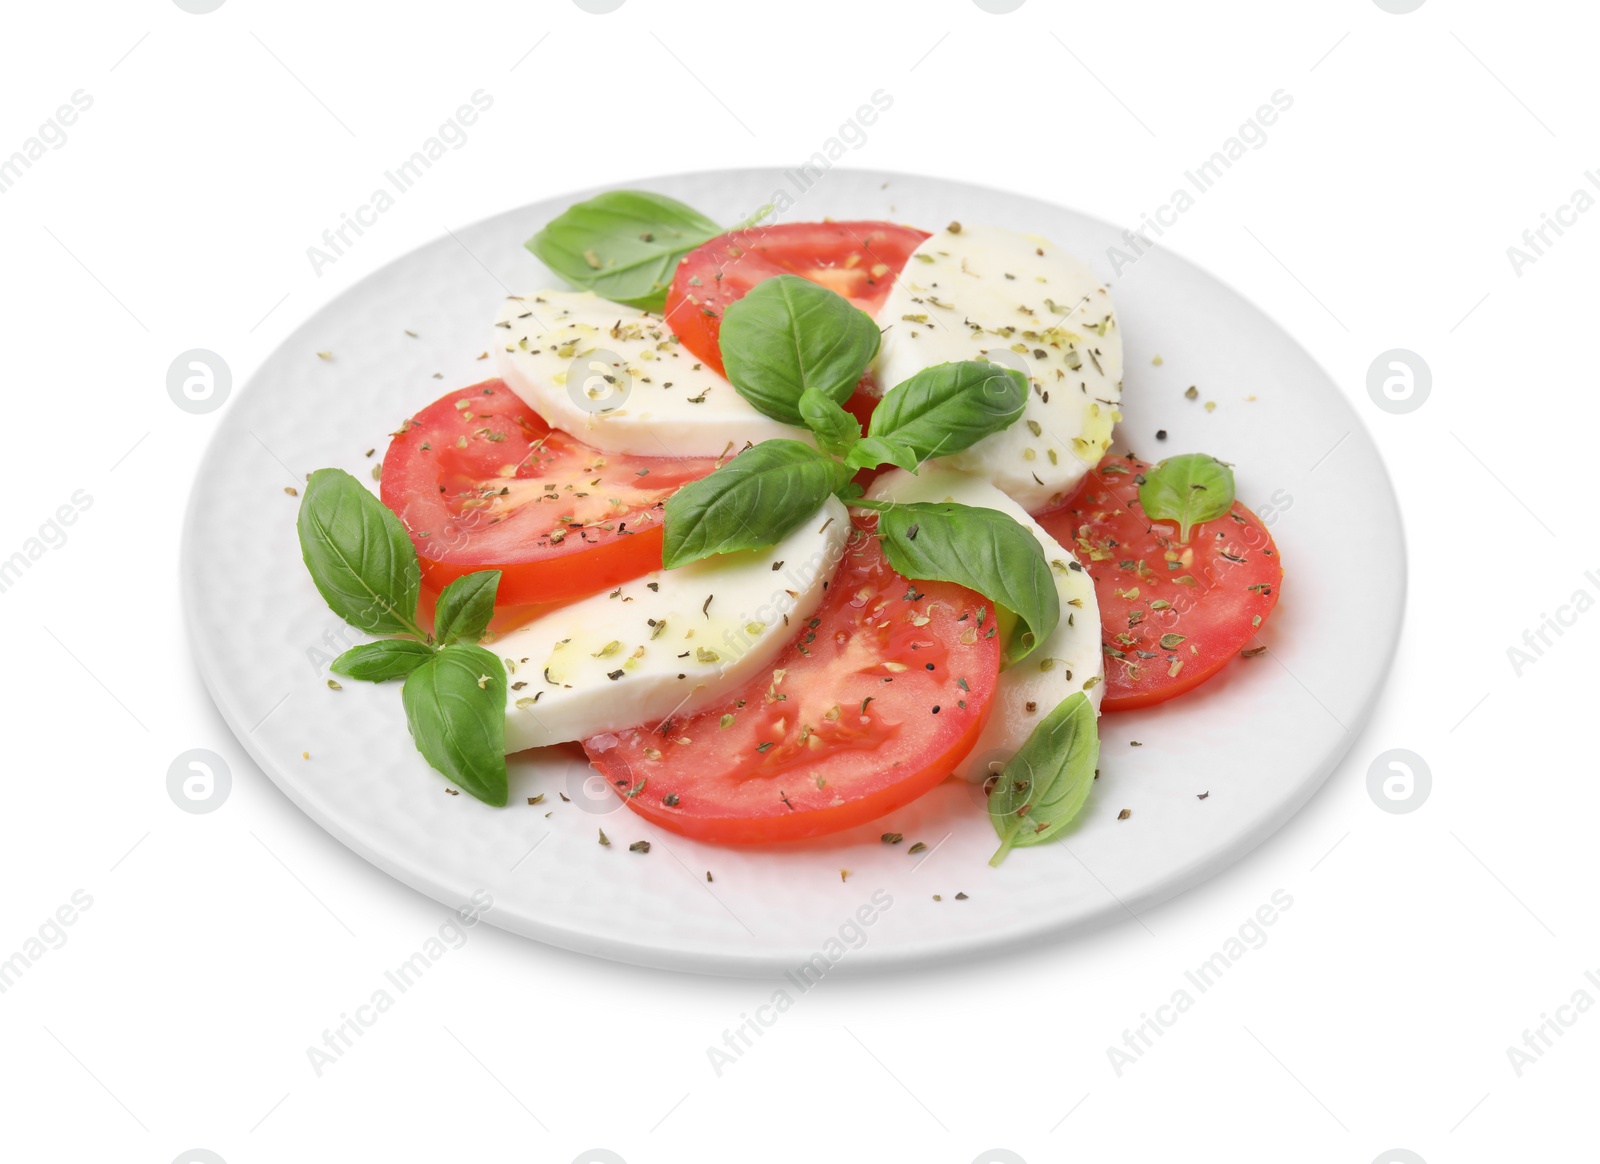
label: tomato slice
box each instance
[582,522,1001,843]
[1034,455,1284,711]
[663,221,930,377]
[380,380,719,607]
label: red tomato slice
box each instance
[663,221,930,378]
[1034,454,1284,712]
[380,380,719,607]
[582,522,1001,844]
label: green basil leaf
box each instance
[797,388,861,459]
[867,361,1027,464]
[297,468,424,638]
[433,570,501,646]
[719,275,881,424]
[401,644,508,806]
[871,500,1059,667]
[331,639,435,682]
[987,692,1100,866]
[1138,453,1236,542]
[843,434,920,474]
[526,190,724,312]
[663,440,851,568]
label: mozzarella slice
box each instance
[866,467,1103,782]
[494,290,810,459]
[497,497,850,752]
[872,225,1123,512]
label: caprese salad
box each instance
[295,189,1283,864]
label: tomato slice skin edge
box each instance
[605,724,985,845]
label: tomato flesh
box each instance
[582,523,1001,843]
[664,221,930,378]
[380,380,719,607]
[1034,454,1284,711]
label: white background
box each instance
[1,1,1592,1161]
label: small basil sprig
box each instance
[1138,453,1235,542]
[662,440,853,568]
[856,498,1059,667]
[987,691,1100,866]
[297,469,509,806]
[845,362,1026,472]
[720,275,882,425]
[528,190,739,312]
[664,282,1038,586]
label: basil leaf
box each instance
[867,361,1027,464]
[797,388,861,459]
[871,500,1059,667]
[663,440,851,568]
[331,640,434,682]
[1138,453,1236,542]
[526,190,724,312]
[401,644,508,806]
[297,468,424,637]
[987,692,1100,866]
[843,434,920,474]
[433,570,500,646]
[719,276,881,424]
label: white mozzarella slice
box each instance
[494,291,810,459]
[866,467,1103,781]
[498,497,850,752]
[872,225,1123,512]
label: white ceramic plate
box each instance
[182,169,1403,976]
